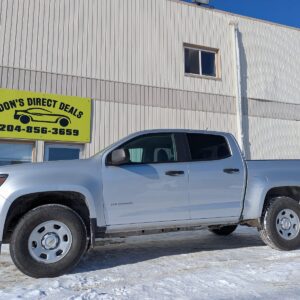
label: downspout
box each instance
[230,21,245,155]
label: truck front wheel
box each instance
[208,225,238,236]
[10,204,87,278]
[259,197,300,251]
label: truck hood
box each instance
[0,158,94,175]
[0,157,102,200]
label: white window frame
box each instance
[44,143,84,161]
[184,44,220,79]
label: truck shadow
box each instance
[73,228,265,274]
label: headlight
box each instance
[0,175,8,187]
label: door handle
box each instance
[165,170,185,176]
[223,168,240,174]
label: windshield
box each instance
[92,145,111,158]
[92,133,141,158]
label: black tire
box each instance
[258,197,300,251]
[209,225,238,236]
[20,115,30,124]
[10,204,87,278]
[59,118,69,127]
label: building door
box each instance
[44,144,83,161]
[102,133,190,225]
[0,142,34,166]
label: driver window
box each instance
[121,133,177,164]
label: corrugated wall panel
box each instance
[1,0,300,160]
[84,101,237,158]
[0,0,236,96]
[248,117,300,160]
[238,19,300,104]
[1,0,300,102]
[0,65,238,157]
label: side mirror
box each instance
[110,149,129,166]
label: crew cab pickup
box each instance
[1,129,300,278]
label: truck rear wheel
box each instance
[10,204,87,278]
[209,225,238,236]
[259,197,300,251]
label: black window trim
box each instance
[106,133,187,166]
[184,132,233,163]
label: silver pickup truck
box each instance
[1,129,300,278]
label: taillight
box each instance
[0,175,8,186]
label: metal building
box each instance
[0,0,300,165]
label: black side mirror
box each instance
[110,149,130,166]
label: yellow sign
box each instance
[0,89,91,143]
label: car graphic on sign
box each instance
[14,108,71,127]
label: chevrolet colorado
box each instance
[0,129,300,278]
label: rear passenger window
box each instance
[187,134,231,161]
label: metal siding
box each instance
[0,0,300,160]
[248,116,300,160]
[238,19,300,104]
[0,0,235,96]
[83,101,237,158]
[0,0,297,102]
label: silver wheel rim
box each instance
[276,209,300,240]
[28,220,73,264]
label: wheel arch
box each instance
[243,182,300,222]
[2,191,94,245]
[262,186,300,216]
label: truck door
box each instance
[186,133,245,221]
[102,133,190,225]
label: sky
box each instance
[184,0,300,29]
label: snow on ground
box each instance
[1,227,300,300]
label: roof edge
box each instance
[168,0,300,33]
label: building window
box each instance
[184,46,218,78]
[44,144,83,161]
[0,142,33,166]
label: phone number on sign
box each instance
[0,124,79,136]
